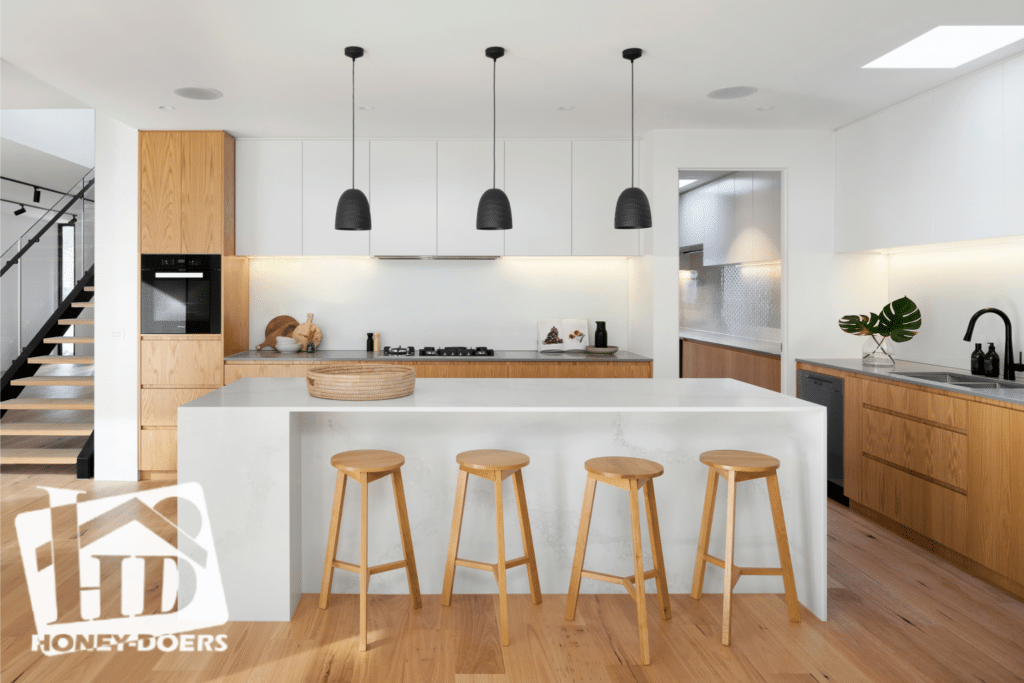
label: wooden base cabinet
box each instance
[681,339,780,392]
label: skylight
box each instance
[863,26,1024,69]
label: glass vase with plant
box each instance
[838,296,921,366]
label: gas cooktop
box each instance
[379,346,495,357]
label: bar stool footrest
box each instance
[455,555,531,582]
[580,568,658,603]
[333,558,410,576]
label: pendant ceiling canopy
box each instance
[614,47,652,230]
[336,45,371,231]
[476,46,513,231]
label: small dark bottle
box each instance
[971,343,985,376]
[595,321,608,348]
[984,342,1000,378]
[366,333,374,352]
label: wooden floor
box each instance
[1,467,1022,683]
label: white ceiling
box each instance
[1,138,90,194]
[2,0,1023,139]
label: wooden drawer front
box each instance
[571,362,652,378]
[140,429,177,471]
[861,379,966,431]
[509,363,573,378]
[406,362,508,379]
[224,363,315,384]
[862,407,967,492]
[857,456,967,554]
[141,388,216,426]
[141,340,224,387]
[682,340,780,391]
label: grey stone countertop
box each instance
[679,329,782,357]
[225,349,653,363]
[796,358,1024,408]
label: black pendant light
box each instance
[477,46,512,230]
[336,46,371,231]
[614,48,652,230]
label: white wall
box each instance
[94,112,138,481]
[248,257,631,351]
[1,109,95,167]
[646,129,887,392]
[886,238,1024,371]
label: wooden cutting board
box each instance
[255,315,299,351]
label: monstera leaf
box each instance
[838,313,880,336]
[876,296,921,343]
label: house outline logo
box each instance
[15,483,228,656]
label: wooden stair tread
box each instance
[0,449,80,464]
[11,376,94,386]
[71,302,94,308]
[0,423,93,436]
[44,337,94,344]
[0,398,95,410]
[84,286,95,291]
[58,319,94,325]
[28,356,94,364]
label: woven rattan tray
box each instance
[306,364,415,401]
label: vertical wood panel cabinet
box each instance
[680,339,781,392]
[796,362,1024,599]
[503,141,572,256]
[369,141,438,256]
[301,140,371,256]
[139,132,182,253]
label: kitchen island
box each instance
[178,378,826,622]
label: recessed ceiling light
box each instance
[863,26,1024,68]
[558,106,574,111]
[756,105,774,111]
[707,86,758,100]
[158,105,175,111]
[359,105,374,111]
[173,87,223,100]
[679,179,699,190]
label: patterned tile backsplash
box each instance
[679,250,781,343]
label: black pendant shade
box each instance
[336,46,371,231]
[615,47,652,230]
[477,46,512,230]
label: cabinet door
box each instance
[503,141,571,255]
[722,171,781,264]
[437,141,505,256]
[701,176,736,266]
[139,131,182,253]
[140,339,224,387]
[235,140,303,255]
[369,141,437,256]
[302,140,370,255]
[1006,57,1024,236]
[571,141,639,255]
[181,132,226,254]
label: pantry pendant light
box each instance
[614,48,652,230]
[336,46,371,231]
[477,46,512,230]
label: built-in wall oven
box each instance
[141,254,221,334]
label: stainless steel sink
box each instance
[892,371,1024,391]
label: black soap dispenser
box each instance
[971,343,985,376]
[984,343,1000,378]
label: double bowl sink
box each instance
[892,371,1024,392]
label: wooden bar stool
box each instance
[441,450,542,647]
[565,457,671,666]
[319,450,422,651]
[691,450,800,646]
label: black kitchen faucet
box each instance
[963,308,1024,381]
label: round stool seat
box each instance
[456,449,530,472]
[584,456,664,480]
[699,450,780,473]
[330,449,405,474]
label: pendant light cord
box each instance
[630,57,635,189]
[492,57,497,189]
[351,56,356,191]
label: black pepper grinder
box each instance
[984,342,1000,378]
[366,333,374,352]
[970,343,985,376]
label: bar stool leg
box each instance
[766,471,801,623]
[721,470,737,646]
[643,479,671,621]
[359,477,370,652]
[512,469,543,605]
[441,469,469,606]
[628,479,651,666]
[493,472,510,647]
[691,467,719,600]
[565,476,597,621]
[391,469,422,610]
[319,471,348,609]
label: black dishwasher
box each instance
[797,370,845,504]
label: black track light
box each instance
[336,46,371,231]
[33,187,41,203]
[477,46,512,230]
[614,48,652,230]
[13,204,26,216]
[68,215,78,226]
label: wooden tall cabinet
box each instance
[139,130,246,480]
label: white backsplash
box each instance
[248,256,632,351]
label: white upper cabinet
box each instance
[679,172,779,266]
[369,141,438,256]
[436,141,504,256]
[1006,55,1024,235]
[235,140,303,256]
[503,141,572,256]
[302,140,370,255]
[571,141,640,256]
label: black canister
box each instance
[366,333,374,352]
[971,343,985,376]
[984,342,1000,378]
[595,321,608,348]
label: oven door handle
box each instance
[154,272,204,279]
